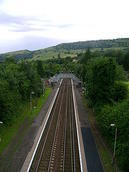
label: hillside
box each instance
[53,38,129,50]
[0,50,33,62]
[0,38,129,61]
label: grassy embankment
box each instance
[83,81,129,172]
[83,98,120,172]
[83,98,118,172]
[0,87,51,154]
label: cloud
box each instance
[0,12,48,31]
[0,0,129,53]
[0,12,24,25]
[0,12,74,33]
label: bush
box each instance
[96,101,129,171]
[112,82,128,101]
[117,142,129,171]
[115,65,127,81]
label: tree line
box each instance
[0,58,51,123]
[0,56,75,124]
[75,49,129,171]
[54,38,129,50]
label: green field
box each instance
[30,47,128,61]
[32,49,78,61]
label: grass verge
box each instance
[82,97,121,172]
[0,87,52,154]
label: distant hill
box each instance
[53,38,129,50]
[0,38,129,61]
[0,50,33,62]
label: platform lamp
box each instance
[30,91,35,110]
[0,121,3,142]
[41,78,45,96]
[110,123,117,165]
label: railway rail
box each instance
[29,79,81,172]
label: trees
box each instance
[85,57,117,105]
[37,60,45,77]
[80,48,91,64]
[0,59,43,123]
[123,51,129,71]
[97,100,129,171]
[84,57,128,106]
[82,56,128,171]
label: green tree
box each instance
[85,57,117,105]
[80,48,91,64]
[37,60,45,77]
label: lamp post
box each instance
[110,123,117,165]
[0,121,3,142]
[33,106,37,109]
[41,78,45,96]
[30,91,35,110]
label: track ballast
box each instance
[29,79,81,172]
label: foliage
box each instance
[112,81,128,101]
[79,53,129,171]
[0,88,51,154]
[96,101,129,171]
[0,56,78,123]
[0,45,129,172]
[80,48,91,64]
[54,38,129,50]
[1,38,129,65]
[0,50,33,62]
[122,51,129,70]
[85,57,117,105]
[115,65,127,81]
[0,59,43,123]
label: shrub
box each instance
[112,82,128,101]
[96,101,129,171]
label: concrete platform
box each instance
[75,85,104,172]
[71,79,88,172]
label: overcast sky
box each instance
[0,0,129,53]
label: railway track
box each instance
[29,79,81,172]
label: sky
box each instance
[0,0,129,53]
